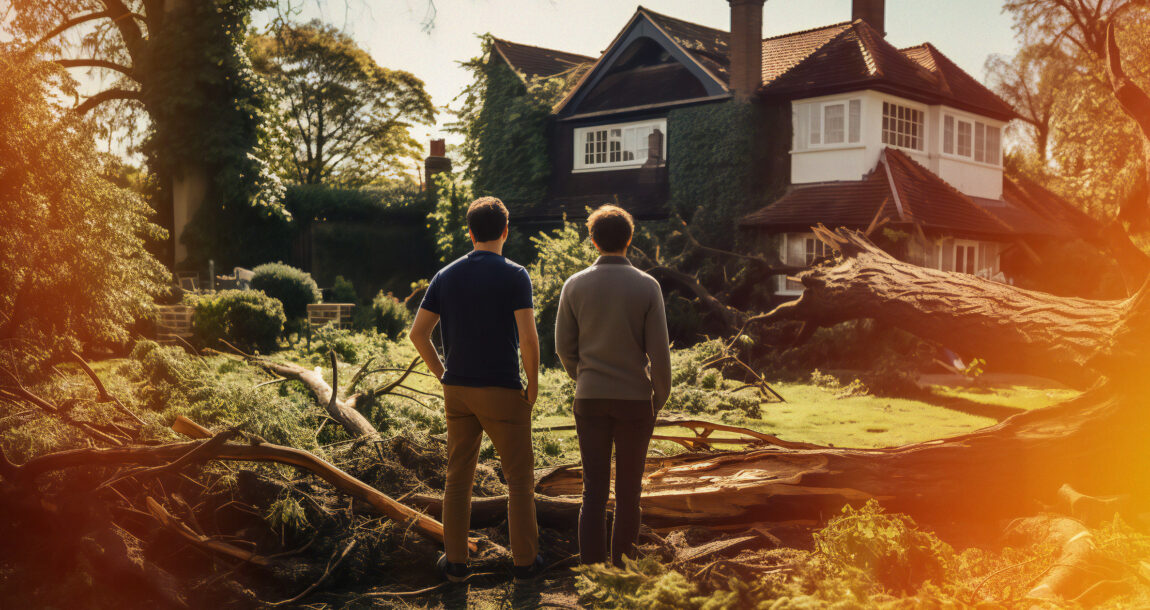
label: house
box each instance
[477,0,1096,296]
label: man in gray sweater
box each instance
[555,204,671,566]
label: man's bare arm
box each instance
[514,308,540,405]
[408,308,445,380]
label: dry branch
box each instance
[3,417,474,552]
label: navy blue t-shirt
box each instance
[419,250,533,389]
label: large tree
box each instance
[0,52,169,372]
[990,1,1150,219]
[250,20,435,187]
[5,0,285,268]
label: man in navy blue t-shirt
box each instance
[409,196,543,582]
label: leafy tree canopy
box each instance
[251,20,436,187]
[990,0,1150,218]
[0,52,169,373]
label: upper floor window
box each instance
[796,98,861,149]
[573,118,666,171]
[943,114,1001,165]
[881,101,924,151]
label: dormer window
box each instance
[943,114,1001,166]
[573,118,667,171]
[881,101,924,151]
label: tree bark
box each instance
[756,227,1123,389]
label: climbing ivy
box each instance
[144,0,286,267]
[667,100,786,244]
[452,35,585,205]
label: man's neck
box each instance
[473,241,503,256]
[599,250,627,257]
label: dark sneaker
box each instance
[512,554,546,582]
[437,553,470,583]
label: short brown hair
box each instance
[466,196,509,242]
[586,205,634,252]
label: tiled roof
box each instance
[640,6,730,84]
[900,43,1015,120]
[759,20,1016,121]
[761,22,853,86]
[997,174,1105,240]
[741,148,1029,237]
[491,38,595,82]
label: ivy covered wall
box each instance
[453,36,583,205]
[667,100,790,243]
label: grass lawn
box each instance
[534,379,1079,460]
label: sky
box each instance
[261,0,1022,153]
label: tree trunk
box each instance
[757,227,1123,389]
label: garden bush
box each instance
[330,275,358,304]
[353,291,411,340]
[251,262,321,320]
[191,289,285,353]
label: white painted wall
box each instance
[789,91,1004,199]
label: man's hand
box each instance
[408,308,445,381]
[513,308,540,408]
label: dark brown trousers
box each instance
[573,398,655,566]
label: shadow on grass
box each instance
[919,390,1026,421]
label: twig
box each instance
[71,351,147,426]
[267,538,358,606]
[970,556,1042,601]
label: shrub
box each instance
[330,275,358,304]
[815,499,953,595]
[192,290,285,353]
[355,291,411,340]
[251,262,321,319]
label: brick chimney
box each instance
[727,0,766,101]
[423,138,451,192]
[852,0,885,36]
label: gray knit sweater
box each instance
[555,256,672,410]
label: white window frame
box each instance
[953,239,979,275]
[941,112,1002,167]
[777,233,833,295]
[573,118,667,172]
[804,98,863,149]
[881,99,926,152]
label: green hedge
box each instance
[192,290,285,353]
[251,262,321,320]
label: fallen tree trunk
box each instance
[756,227,1124,388]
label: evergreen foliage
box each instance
[667,100,782,244]
[251,262,321,320]
[427,173,474,263]
[147,0,287,267]
[527,219,599,366]
[0,53,169,373]
[452,35,585,203]
[190,289,285,354]
[360,291,412,341]
[330,275,358,304]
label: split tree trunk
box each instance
[757,227,1124,389]
[522,229,1150,537]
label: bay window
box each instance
[943,113,1001,166]
[881,101,925,151]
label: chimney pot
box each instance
[727,0,766,101]
[430,138,446,158]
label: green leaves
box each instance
[0,54,169,374]
[251,20,435,187]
